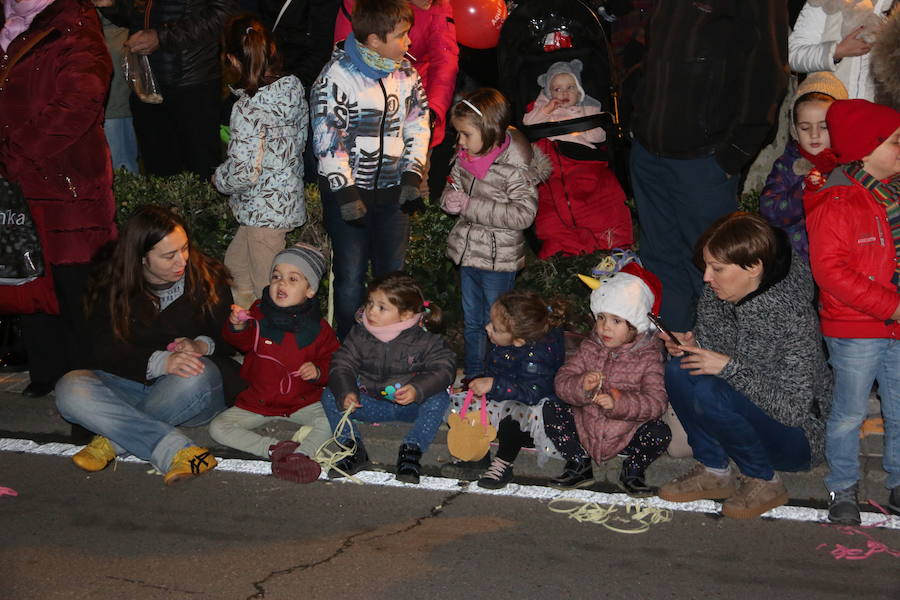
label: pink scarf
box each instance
[1,0,55,52]
[458,132,511,180]
[362,311,423,342]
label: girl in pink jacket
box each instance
[555,265,671,496]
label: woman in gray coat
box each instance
[657,212,830,520]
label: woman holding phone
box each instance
[657,212,831,519]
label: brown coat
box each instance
[444,127,550,272]
[555,332,668,461]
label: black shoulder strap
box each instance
[522,114,610,143]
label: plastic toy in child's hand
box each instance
[235,309,250,322]
[166,341,178,352]
[380,383,404,400]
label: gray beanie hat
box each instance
[272,243,327,293]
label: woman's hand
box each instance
[582,371,603,392]
[169,337,209,355]
[468,377,493,397]
[678,346,730,376]
[342,393,361,412]
[834,26,871,60]
[660,330,696,357]
[165,350,205,378]
[394,384,418,405]
[126,29,160,55]
[297,362,319,381]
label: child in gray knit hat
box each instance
[209,242,340,484]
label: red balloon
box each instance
[450,0,508,50]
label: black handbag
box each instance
[0,177,44,285]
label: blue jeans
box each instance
[665,359,811,479]
[824,337,900,491]
[55,360,225,472]
[104,117,139,174]
[460,266,516,378]
[321,183,410,339]
[630,140,739,331]
[321,387,450,452]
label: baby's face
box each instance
[549,73,579,106]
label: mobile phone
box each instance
[647,312,681,346]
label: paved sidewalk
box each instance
[0,370,890,510]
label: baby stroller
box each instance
[497,0,633,259]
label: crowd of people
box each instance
[0,0,898,525]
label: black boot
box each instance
[618,467,654,497]
[328,441,369,479]
[550,456,594,488]
[396,443,423,484]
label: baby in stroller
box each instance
[523,59,633,259]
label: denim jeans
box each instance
[460,266,516,378]
[321,387,450,452]
[630,140,739,331]
[321,182,410,339]
[665,359,811,479]
[824,337,900,491]
[104,117,139,174]
[55,359,225,472]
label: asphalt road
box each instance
[2,452,898,600]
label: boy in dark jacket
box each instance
[209,244,340,484]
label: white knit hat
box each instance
[589,272,655,333]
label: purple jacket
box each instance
[759,141,810,260]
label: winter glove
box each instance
[441,189,470,215]
[336,185,367,223]
[398,184,424,215]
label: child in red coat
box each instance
[209,244,339,483]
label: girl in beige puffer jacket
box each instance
[440,89,551,380]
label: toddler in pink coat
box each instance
[554,264,671,496]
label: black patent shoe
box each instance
[22,381,53,397]
[396,443,423,484]
[328,442,370,479]
[550,456,594,489]
[617,470,654,497]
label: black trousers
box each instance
[130,79,223,180]
[20,263,93,386]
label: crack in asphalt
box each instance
[105,575,203,595]
[245,489,465,599]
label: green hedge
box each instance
[112,169,761,335]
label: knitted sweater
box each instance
[693,248,831,465]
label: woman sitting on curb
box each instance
[658,212,831,519]
[55,206,242,485]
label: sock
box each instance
[704,465,730,476]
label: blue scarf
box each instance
[344,32,399,79]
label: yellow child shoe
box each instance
[72,436,116,472]
[163,446,218,486]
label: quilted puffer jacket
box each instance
[555,332,667,461]
[214,75,308,229]
[443,128,550,272]
[100,0,237,88]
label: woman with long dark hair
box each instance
[55,206,241,485]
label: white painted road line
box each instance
[2,438,898,530]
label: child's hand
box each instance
[441,189,470,215]
[468,377,493,397]
[229,304,250,330]
[393,384,417,405]
[582,371,603,392]
[592,392,614,410]
[543,98,561,114]
[342,393,361,412]
[297,362,320,381]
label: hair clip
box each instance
[546,305,553,313]
[246,26,255,34]
[460,99,483,117]
[423,300,430,307]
